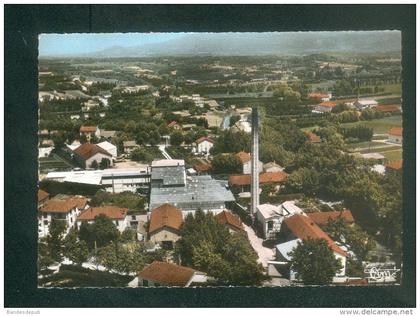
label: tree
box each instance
[98,242,146,274]
[285,167,320,196]
[78,214,120,250]
[289,239,342,285]
[63,229,89,265]
[211,154,242,174]
[229,115,240,127]
[51,132,67,149]
[38,239,55,271]
[90,160,99,169]
[176,210,266,286]
[170,130,184,146]
[99,158,111,170]
[46,219,67,262]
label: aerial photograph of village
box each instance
[37,31,403,288]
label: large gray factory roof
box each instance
[151,166,186,187]
[149,175,235,211]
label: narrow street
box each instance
[158,144,172,159]
[243,223,275,268]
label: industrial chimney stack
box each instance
[251,106,259,216]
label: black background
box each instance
[4,4,416,307]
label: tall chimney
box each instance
[251,106,259,216]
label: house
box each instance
[308,92,332,102]
[256,204,284,239]
[354,99,378,110]
[167,121,182,130]
[263,162,284,173]
[306,132,321,144]
[73,143,113,169]
[281,214,347,276]
[38,196,89,237]
[235,151,263,174]
[307,210,354,226]
[97,141,117,158]
[193,137,214,155]
[123,140,140,154]
[148,204,183,249]
[215,210,244,233]
[79,125,100,141]
[313,101,337,113]
[388,127,403,144]
[82,99,100,111]
[385,160,403,171]
[99,129,117,140]
[182,123,197,131]
[38,189,50,208]
[228,172,288,192]
[137,261,208,287]
[77,206,129,232]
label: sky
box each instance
[39,33,185,56]
[39,31,400,57]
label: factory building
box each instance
[149,159,235,215]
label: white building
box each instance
[76,206,129,232]
[263,162,284,173]
[193,137,214,155]
[388,127,403,144]
[97,141,118,158]
[45,167,151,194]
[235,151,263,175]
[38,196,89,238]
[73,143,113,169]
[354,99,378,110]
[256,204,284,239]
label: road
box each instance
[158,145,172,159]
[243,223,275,268]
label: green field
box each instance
[340,115,402,134]
[382,149,403,163]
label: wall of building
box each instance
[388,135,402,144]
[149,227,181,244]
[85,153,114,168]
[243,160,263,175]
[197,141,213,154]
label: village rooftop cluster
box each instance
[38,40,403,287]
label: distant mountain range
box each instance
[45,31,401,58]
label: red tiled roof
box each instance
[38,189,50,203]
[79,125,97,133]
[376,105,401,113]
[319,101,337,108]
[235,151,251,164]
[216,211,244,231]
[388,127,403,137]
[77,206,128,221]
[385,160,403,170]
[73,143,112,160]
[194,163,212,173]
[307,132,321,143]
[229,172,288,186]
[68,196,89,210]
[284,214,347,257]
[307,210,354,226]
[195,136,214,144]
[138,261,196,287]
[167,121,180,128]
[40,199,77,213]
[149,203,183,234]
